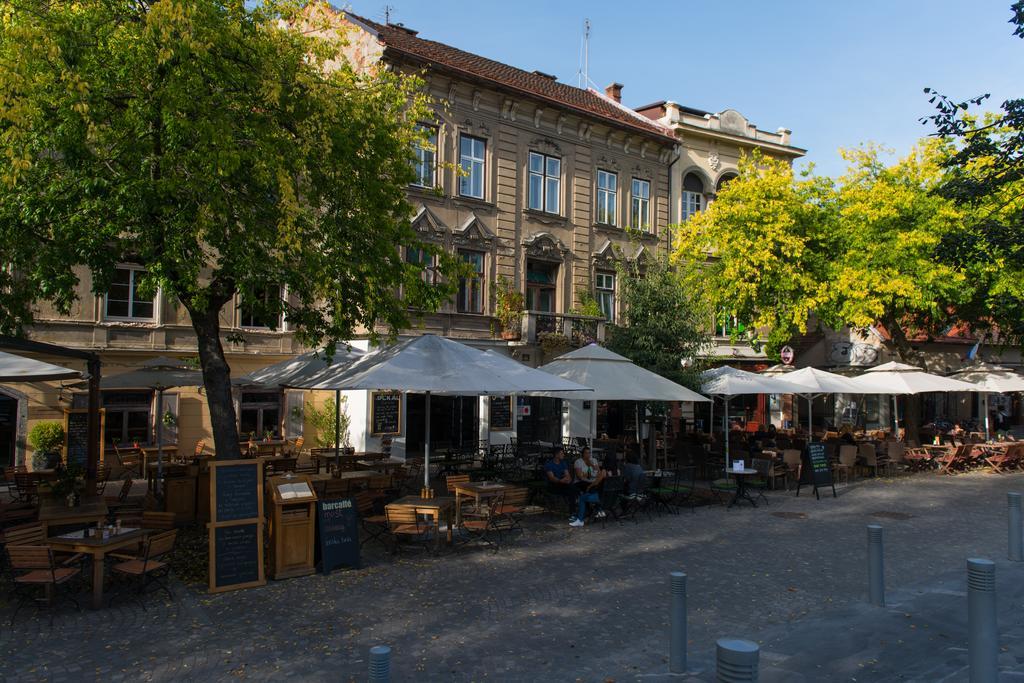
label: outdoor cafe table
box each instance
[726,468,760,509]
[357,457,403,472]
[48,527,147,609]
[452,481,512,524]
[385,496,455,550]
[38,496,108,535]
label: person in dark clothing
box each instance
[544,447,576,516]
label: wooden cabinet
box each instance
[265,475,318,580]
[163,474,196,523]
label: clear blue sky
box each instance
[345,0,1024,177]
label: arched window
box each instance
[682,172,704,220]
[716,173,738,192]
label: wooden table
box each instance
[452,482,512,524]
[48,527,147,609]
[357,458,405,472]
[385,496,455,550]
[38,496,109,534]
[306,471,374,496]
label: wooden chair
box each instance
[384,506,435,554]
[859,443,880,477]
[192,440,207,460]
[106,477,142,518]
[288,437,306,457]
[13,472,38,505]
[782,449,802,488]
[354,491,388,549]
[494,487,530,532]
[109,529,177,609]
[112,444,142,478]
[937,445,975,475]
[458,494,505,551]
[834,445,857,485]
[93,465,112,495]
[7,545,81,625]
[2,465,26,497]
[294,457,317,475]
[2,522,87,572]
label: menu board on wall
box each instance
[489,396,512,432]
[62,408,105,469]
[371,392,401,435]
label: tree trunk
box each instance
[883,315,921,444]
[191,306,242,460]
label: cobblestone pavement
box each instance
[2,472,1023,682]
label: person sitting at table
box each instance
[570,447,605,527]
[622,450,644,495]
[544,447,576,516]
[601,447,620,477]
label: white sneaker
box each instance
[569,518,585,528]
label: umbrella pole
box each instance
[724,397,730,471]
[807,395,813,437]
[334,389,341,472]
[156,388,164,489]
[984,393,990,441]
[424,391,431,489]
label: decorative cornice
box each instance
[522,232,569,262]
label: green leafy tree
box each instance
[0,1,454,459]
[605,255,711,390]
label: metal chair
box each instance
[109,529,177,609]
[7,545,81,625]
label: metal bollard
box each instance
[670,571,687,673]
[368,645,391,683]
[967,559,998,683]
[867,524,885,607]
[716,638,759,682]
[1009,493,1022,562]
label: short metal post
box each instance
[670,571,687,673]
[1008,493,1022,562]
[867,524,884,607]
[369,645,391,683]
[716,638,759,682]
[967,559,998,683]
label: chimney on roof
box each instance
[605,82,623,103]
[532,70,557,81]
[388,22,418,36]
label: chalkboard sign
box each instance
[796,442,836,499]
[316,497,360,574]
[63,408,105,469]
[371,392,401,435]
[214,463,260,523]
[214,524,261,588]
[208,459,265,593]
[489,396,512,432]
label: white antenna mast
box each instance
[578,19,591,88]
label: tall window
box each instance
[526,260,558,312]
[412,124,437,188]
[240,391,281,439]
[596,271,616,322]
[103,391,152,446]
[596,170,617,225]
[715,308,747,337]
[631,178,650,231]
[457,250,484,313]
[682,172,705,221]
[406,246,435,284]
[238,285,282,329]
[105,266,154,320]
[459,135,486,199]
[528,152,560,214]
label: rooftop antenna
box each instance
[384,4,394,24]
[578,18,591,88]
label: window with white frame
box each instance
[528,152,561,214]
[596,271,616,322]
[406,246,435,284]
[457,249,485,313]
[631,178,650,231]
[459,134,486,199]
[412,124,437,188]
[105,266,154,320]
[681,172,705,221]
[596,170,618,225]
[238,285,283,329]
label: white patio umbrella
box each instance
[849,362,981,434]
[286,335,591,487]
[101,356,203,484]
[772,366,880,435]
[700,368,806,468]
[0,350,81,382]
[239,347,366,468]
[948,362,1024,439]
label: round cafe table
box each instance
[727,468,760,508]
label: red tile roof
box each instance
[345,12,675,143]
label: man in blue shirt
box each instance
[544,447,575,516]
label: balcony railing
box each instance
[519,311,606,346]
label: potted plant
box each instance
[27,421,64,470]
[492,276,525,340]
[45,463,85,507]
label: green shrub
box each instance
[28,421,64,469]
[306,396,350,448]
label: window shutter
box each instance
[285,391,305,439]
